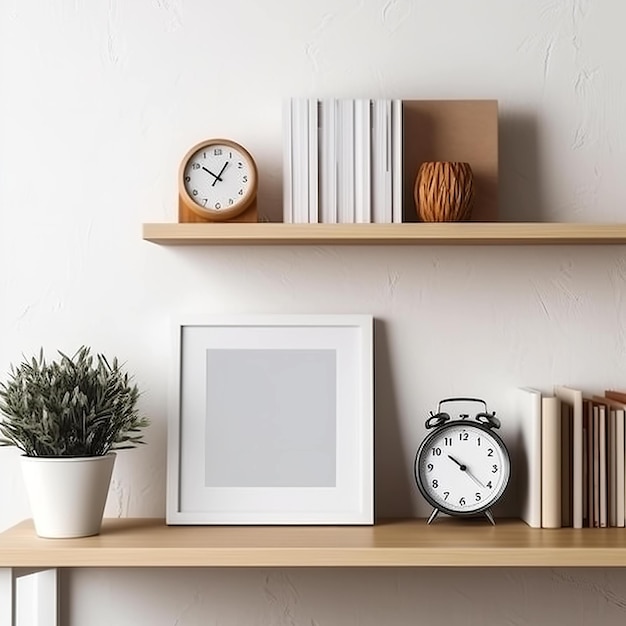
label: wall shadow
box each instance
[374,319,415,519]
[498,110,548,222]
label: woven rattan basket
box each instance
[414,161,474,222]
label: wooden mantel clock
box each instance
[178,138,258,223]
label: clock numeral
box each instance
[215,202,221,209]
[228,198,234,205]
[243,175,248,183]
[432,480,438,488]
[491,464,498,473]
[237,161,244,169]
[443,437,453,446]
[432,447,442,456]
[475,492,482,501]
[477,437,481,446]
[214,148,223,156]
[185,175,191,183]
[443,491,450,501]
[487,448,494,457]
[202,198,208,206]
[238,189,244,196]
[427,463,434,472]
[192,163,200,170]
[459,432,468,441]
[459,497,466,506]
[487,481,493,489]
[192,189,198,196]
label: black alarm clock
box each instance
[414,397,510,525]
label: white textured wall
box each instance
[2,0,626,623]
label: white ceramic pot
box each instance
[20,453,116,538]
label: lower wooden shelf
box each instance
[2,518,626,568]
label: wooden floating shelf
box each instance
[142,222,626,246]
[3,518,626,568]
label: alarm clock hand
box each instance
[201,166,224,183]
[447,455,467,471]
[448,455,486,489]
[211,161,230,187]
[464,468,486,489]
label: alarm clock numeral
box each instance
[459,432,469,441]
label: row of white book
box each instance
[517,386,626,529]
[282,98,403,224]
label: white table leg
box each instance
[33,569,59,626]
[0,568,59,626]
[0,568,17,626]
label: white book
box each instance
[516,387,542,528]
[308,98,319,224]
[337,99,355,223]
[282,98,293,223]
[354,98,371,224]
[391,99,403,223]
[319,98,337,223]
[371,99,392,223]
[554,385,583,528]
[292,97,309,223]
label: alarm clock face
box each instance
[181,140,256,218]
[415,421,510,516]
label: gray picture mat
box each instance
[204,348,337,488]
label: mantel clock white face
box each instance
[180,139,257,221]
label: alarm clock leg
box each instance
[426,508,440,525]
[484,509,496,525]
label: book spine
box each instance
[371,99,392,223]
[308,98,319,224]
[354,98,371,224]
[319,98,337,224]
[337,99,355,223]
[282,98,293,223]
[541,396,562,528]
[292,97,309,223]
[391,99,403,223]
[516,387,542,528]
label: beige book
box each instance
[599,404,607,528]
[583,398,593,527]
[541,396,562,528]
[604,390,626,528]
[555,386,583,528]
[593,404,600,527]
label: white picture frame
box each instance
[167,314,373,525]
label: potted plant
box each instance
[0,346,149,538]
